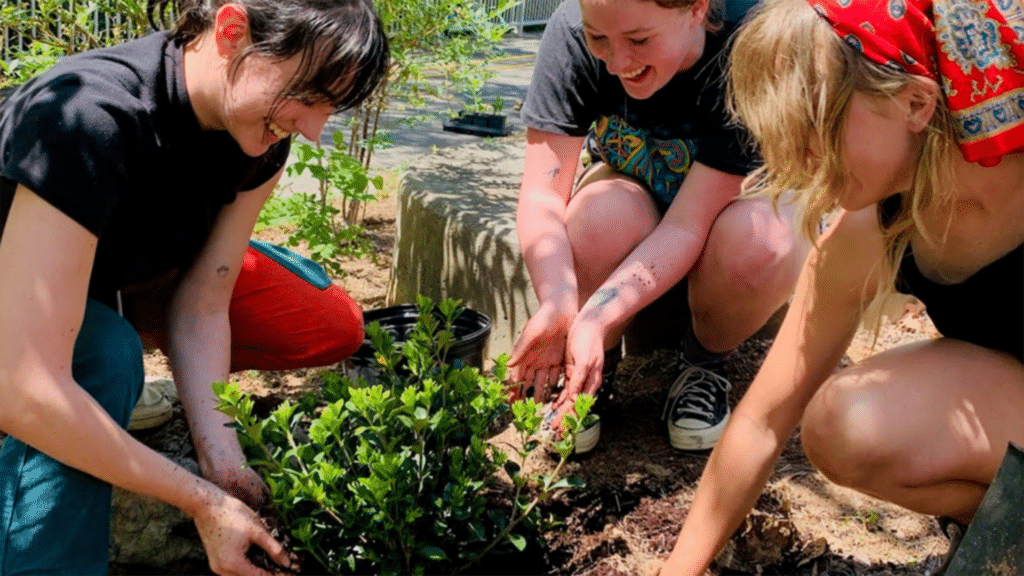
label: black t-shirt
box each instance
[521,0,758,205]
[0,32,290,302]
[880,195,1024,362]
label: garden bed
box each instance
[131,190,951,575]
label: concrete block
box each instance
[388,139,537,364]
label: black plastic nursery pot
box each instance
[945,442,1023,576]
[442,111,513,137]
[343,304,492,382]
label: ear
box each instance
[689,0,710,24]
[902,76,939,133]
[213,3,250,58]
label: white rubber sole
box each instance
[128,384,174,431]
[574,422,600,454]
[668,413,729,451]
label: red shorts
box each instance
[132,240,364,372]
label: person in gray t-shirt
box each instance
[507,0,808,454]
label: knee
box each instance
[281,286,364,368]
[706,206,800,291]
[565,183,658,257]
[73,300,144,424]
[322,286,365,361]
[801,372,898,489]
[716,238,787,292]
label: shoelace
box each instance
[661,365,731,422]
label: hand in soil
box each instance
[247,509,302,575]
[555,315,606,415]
[193,487,296,576]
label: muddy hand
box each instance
[199,446,270,510]
[507,301,573,403]
[553,317,605,412]
[193,485,295,576]
[212,464,270,510]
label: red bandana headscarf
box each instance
[809,0,1024,167]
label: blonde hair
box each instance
[727,0,958,320]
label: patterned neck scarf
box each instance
[809,0,1024,167]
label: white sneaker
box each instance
[129,378,174,431]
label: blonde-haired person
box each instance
[508,0,809,455]
[660,0,1023,574]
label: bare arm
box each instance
[516,127,585,310]
[659,207,884,575]
[578,162,740,329]
[558,161,744,402]
[165,166,282,507]
[0,186,291,575]
[507,128,585,399]
[0,186,208,512]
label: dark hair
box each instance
[148,0,389,112]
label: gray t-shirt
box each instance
[521,0,758,206]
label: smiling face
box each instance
[187,3,344,157]
[219,53,336,156]
[579,0,707,100]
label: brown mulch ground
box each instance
[139,179,952,575]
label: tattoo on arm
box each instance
[545,167,560,179]
[216,265,230,278]
[586,287,617,309]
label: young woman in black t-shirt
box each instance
[508,0,809,454]
[0,1,387,574]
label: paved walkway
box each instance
[320,31,542,171]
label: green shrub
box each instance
[215,296,591,575]
[256,131,383,276]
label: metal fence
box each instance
[1,1,146,61]
[2,0,557,61]
[486,0,561,29]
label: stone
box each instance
[110,403,205,567]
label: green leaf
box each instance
[418,545,447,561]
[307,164,329,181]
[502,460,521,479]
[507,532,527,552]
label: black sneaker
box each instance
[661,360,731,451]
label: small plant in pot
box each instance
[443,95,512,137]
[215,296,592,575]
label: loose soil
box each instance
[139,179,952,575]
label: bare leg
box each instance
[565,163,660,349]
[801,338,1024,523]
[688,196,809,352]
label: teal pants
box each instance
[0,241,362,574]
[0,299,144,576]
